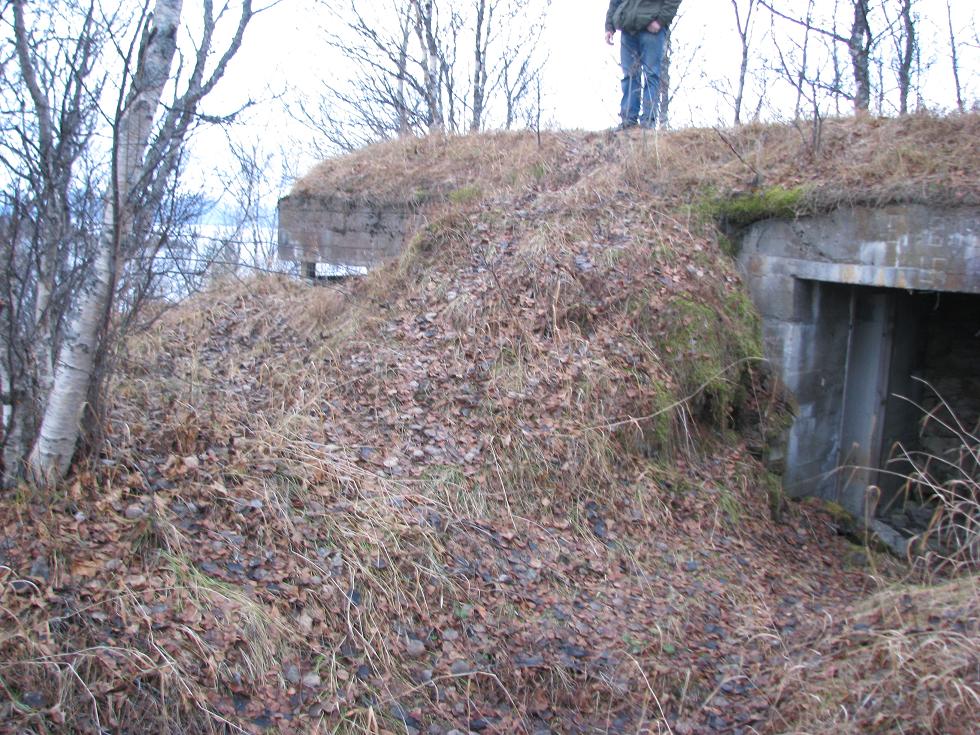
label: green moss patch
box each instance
[703,185,809,230]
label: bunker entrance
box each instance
[735,204,980,527]
[824,286,979,522]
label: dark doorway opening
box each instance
[833,287,979,520]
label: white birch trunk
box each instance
[27,228,112,481]
[470,0,487,132]
[28,0,184,484]
[397,12,411,135]
[0,348,14,483]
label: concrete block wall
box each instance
[278,193,418,269]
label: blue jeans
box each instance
[620,29,666,126]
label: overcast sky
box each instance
[189,0,979,208]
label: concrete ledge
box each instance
[748,254,975,293]
[741,204,980,295]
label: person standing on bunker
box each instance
[605,0,683,129]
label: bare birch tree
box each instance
[0,0,264,487]
[890,0,917,113]
[946,0,965,112]
[471,0,490,131]
[731,0,760,125]
[761,0,878,113]
[848,0,873,112]
[305,0,549,149]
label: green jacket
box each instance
[605,0,682,33]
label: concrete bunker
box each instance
[738,204,979,523]
[277,193,419,277]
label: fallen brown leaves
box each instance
[2,115,977,734]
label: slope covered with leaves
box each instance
[1,114,977,734]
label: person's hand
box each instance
[647,19,662,33]
[605,30,615,45]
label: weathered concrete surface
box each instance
[740,204,980,293]
[278,194,419,269]
[738,205,980,518]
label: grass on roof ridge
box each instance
[289,112,980,212]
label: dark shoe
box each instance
[614,120,638,132]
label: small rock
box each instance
[283,665,301,684]
[906,504,935,528]
[870,520,911,557]
[124,503,145,520]
[592,518,608,540]
[450,659,471,675]
[296,612,314,633]
[301,672,321,688]
[684,560,700,572]
[22,691,46,708]
[390,703,421,727]
[307,703,325,718]
[708,714,728,730]
[252,713,274,729]
[405,638,427,658]
[29,556,50,582]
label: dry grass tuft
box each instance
[290,113,980,211]
[770,576,979,735]
[897,387,979,574]
[291,131,571,204]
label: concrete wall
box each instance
[278,194,418,268]
[738,205,980,516]
[740,204,980,293]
